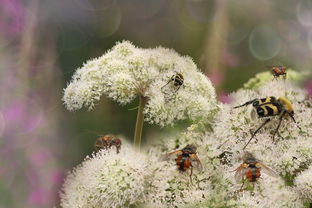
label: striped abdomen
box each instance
[175,154,191,171]
[256,103,282,117]
[245,165,261,182]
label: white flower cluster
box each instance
[181,80,311,207]
[61,50,312,207]
[63,41,218,126]
[294,166,312,203]
[60,144,149,208]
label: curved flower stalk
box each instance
[60,143,150,208]
[243,69,306,90]
[63,41,218,148]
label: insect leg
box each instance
[272,111,286,142]
[174,85,181,93]
[161,76,174,91]
[189,166,193,185]
[243,119,271,150]
[239,178,245,191]
[287,112,302,131]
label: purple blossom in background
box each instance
[2,98,43,135]
[306,80,312,97]
[0,0,25,37]
[219,91,232,104]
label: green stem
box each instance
[134,96,146,150]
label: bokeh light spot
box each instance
[59,23,88,51]
[297,1,312,26]
[249,25,281,60]
[307,29,312,50]
[92,4,122,38]
[184,0,215,23]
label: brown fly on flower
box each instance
[94,134,122,154]
[161,144,203,184]
[234,152,278,191]
[266,65,287,80]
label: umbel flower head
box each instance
[209,80,312,177]
[62,41,218,126]
[60,144,150,208]
[156,79,312,207]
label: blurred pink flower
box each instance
[218,91,232,104]
[208,71,224,86]
[31,149,51,167]
[2,98,43,135]
[0,0,25,36]
[306,80,312,97]
[27,188,49,206]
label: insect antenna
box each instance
[243,118,271,150]
[233,99,257,109]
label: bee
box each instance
[161,144,203,183]
[161,71,184,94]
[234,96,301,149]
[234,152,278,190]
[266,66,287,80]
[94,134,122,154]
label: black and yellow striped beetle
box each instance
[161,71,184,93]
[234,96,301,149]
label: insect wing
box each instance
[234,164,247,183]
[159,149,183,161]
[256,162,278,177]
[190,154,203,172]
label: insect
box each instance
[161,144,203,183]
[234,96,301,149]
[234,152,278,190]
[161,72,184,94]
[94,134,122,154]
[266,66,287,80]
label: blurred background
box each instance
[1,0,312,207]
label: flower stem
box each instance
[134,96,146,150]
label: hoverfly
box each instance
[234,96,301,149]
[161,144,203,183]
[94,134,122,154]
[234,152,278,190]
[161,71,184,95]
[266,66,287,80]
